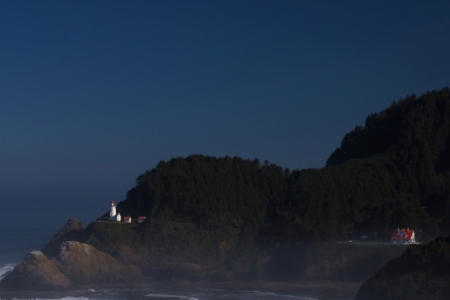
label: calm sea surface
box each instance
[0,186,334,300]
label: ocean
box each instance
[0,185,127,275]
[0,186,345,300]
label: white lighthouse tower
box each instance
[110,201,117,221]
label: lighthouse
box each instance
[110,201,118,221]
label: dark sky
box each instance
[1,0,450,188]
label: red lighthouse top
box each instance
[111,200,115,206]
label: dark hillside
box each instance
[109,88,450,245]
[326,87,450,235]
[326,88,450,168]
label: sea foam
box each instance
[146,293,199,300]
[251,290,317,299]
[0,264,15,279]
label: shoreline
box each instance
[0,280,362,300]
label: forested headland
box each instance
[116,87,450,244]
[69,87,450,282]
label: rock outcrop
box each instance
[41,218,84,258]
[52,241,142,285]
[0,251,71,291]
[355,237,450,300]
[0,241,142,292]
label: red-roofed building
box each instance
[391,228,415,244]
[138,216,146,223]
[123,216,131,223]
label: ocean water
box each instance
[33,288,319,300]
[0,286,318,300]
[0,186,330,300]
[0,185,128,267]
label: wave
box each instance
[250,290,317,299]
[149,288,321,300]
[52,298,88,300]
[0,297,89,300]
[0,247,40,266]
[146,293,199,300]
[202,289,319,300]
[0,286,321,300]
[0,263,15,279]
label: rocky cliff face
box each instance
[355,237,450,300]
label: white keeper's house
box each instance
[391,228,415,244]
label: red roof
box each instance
[123,216,131,220]
[391,228,414,240]
[138,216,146,220]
